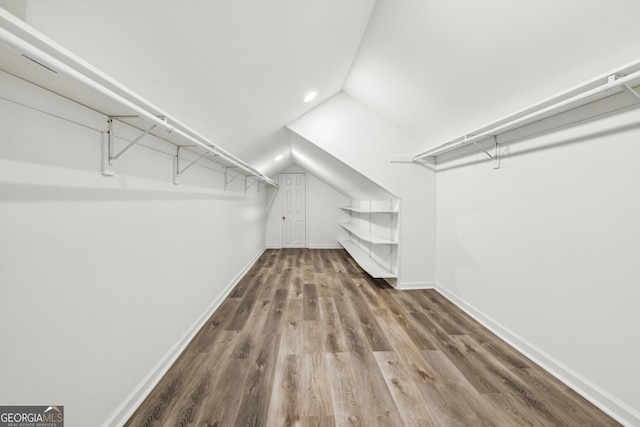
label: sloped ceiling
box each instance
[242,127,396,200]
[20,0,375,159]
[6,0,640,186]
[288,131,395,200]
[345,0,640,148]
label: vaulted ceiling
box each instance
[5,0,640,191]
[17,0,376,159]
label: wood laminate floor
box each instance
[125,249,620,427]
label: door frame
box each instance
[279,171,309,248]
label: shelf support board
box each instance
[101,130,114,176]
[173,147,179,185]
[493,137,501,169]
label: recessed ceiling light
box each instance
[274,154,283,161]
[304,91,317,103]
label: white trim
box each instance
[307,244,343,249]
[395,197,403,285]
[397,281,435,290]
[266,244,282,249]
[306,172,309,249]
[434,283,640,427]
[101,247,267,427]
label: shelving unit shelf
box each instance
[339,240,397,279]
[339,223,398,245]
[340,206,399,214]
[339,199,399,281]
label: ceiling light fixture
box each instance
[304,91,317,103]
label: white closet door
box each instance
[281,173,306,248]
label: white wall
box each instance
[289,131,396,201]
[0,72,267,426]
[436,103,640,425]
[307,172,349,248]
[265,184,281,248]
[265,167,350,248]
[288,93,437,288]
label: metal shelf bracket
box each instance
[224,167,242,191]
[493,137,501,170]
[469,135,500,169]
[245,176,259,193]
[622,84,640,103]
[173,146,213,185]
[102,117,156,176]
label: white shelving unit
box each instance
[339,199,399,281]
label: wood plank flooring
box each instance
[125,249,620,427]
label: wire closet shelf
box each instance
[408,60,640,164]
[0,8,278,188]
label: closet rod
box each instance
[413,66,640,161]
[0,9,278,187]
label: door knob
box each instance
[282,216,286,220]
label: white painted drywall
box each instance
[265,167,350,249]
[436,103,640,424]
[288,92,437,288]
[289,131,396,201]
[307,172,350,248]
[265,181,282,248]
[0,71,267,426]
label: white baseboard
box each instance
[434,283,640,427]
[101,247,267,427]
[266,244,342,249]
[397,281,435,290]
[307,244,343,249]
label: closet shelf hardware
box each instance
[178,149,210,175]
[224,168,244,191]
[107,119,157,163]
[172,147,219,185]
[0,9,277,188]
[245,177,260,192]
[405,64,640,164]
[622,84,640,102]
